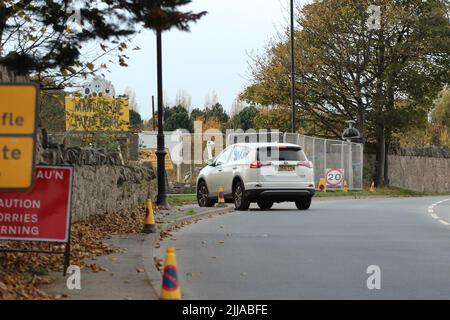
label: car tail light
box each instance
[297,161,313,168]
[250,161,272,168]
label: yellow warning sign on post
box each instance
[0,84,38,190]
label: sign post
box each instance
[0,165,74,275]
[0,83,39,190]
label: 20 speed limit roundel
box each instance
[326,168,344,187]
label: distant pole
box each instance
[156,28,169,208]
[152,95,156,131]
[290,0,296,133]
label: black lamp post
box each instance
[290,0,296,134]
[155,28,169,208]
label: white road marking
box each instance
[427,199,450,227]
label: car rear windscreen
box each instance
[257,146,307,161]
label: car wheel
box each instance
[197,181,215,207]
[233,181,250,211]
[295,196,312,210]
[257,199,273,210]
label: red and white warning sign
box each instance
[326,168,344,187]
[0,166,73,242]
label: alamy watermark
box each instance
[366,265,381,290]
[66,265,81,290]
[366,5,381,30]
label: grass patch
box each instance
[27,265,49,276]
[315,186,450,198]
[186,209,197,216]
[168,194,197,206]
[166,187,450,206]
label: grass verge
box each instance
[167,187,450,206]
[316,186,450,197]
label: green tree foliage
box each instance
[164,105,193,131]
[0,0,206,84]
[429,89,450,146]
[0,0,137,82]
[39,90,66,132]
[129,109,143,131]
[204,103,229,123]
[190,107,204,122]
[231,105,259,131]
[393,88,450,147]
[242,0,450,185]
[432,89,450,128]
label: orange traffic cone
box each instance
[143,199,156,233]
[217,185,226,207]
[318,177,327,192]
[160,247,181,300]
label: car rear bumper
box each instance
[244,188,315,202]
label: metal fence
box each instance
[285,133,363,190]
[138,131,364,191]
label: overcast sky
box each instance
[104,0,306,120]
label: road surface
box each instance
[156,196,450,299]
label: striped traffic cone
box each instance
[160,247,181,300]
[217,185,226,207]
[143,199,156,233]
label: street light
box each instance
[156,28,169,208]
[342,120,361,143]
[290,0,296,133]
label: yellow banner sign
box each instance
[65,96,130,131]
[0,84,38,190]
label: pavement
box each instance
[42,234,156,300]
[40,204,233,300]
[155,196,450,300]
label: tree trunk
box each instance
[384,140,389,186]
[375,128,386,187]
[356,110,365,143]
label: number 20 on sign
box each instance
[0,84,38,190]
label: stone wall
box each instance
[70,165,155,222]
[387,155,450,192]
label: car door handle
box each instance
[232,166,237,170]
[218,168,223,172]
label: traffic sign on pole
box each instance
[326,168,345,188]
[0,83,39,190]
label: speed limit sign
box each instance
[326,168,344,187]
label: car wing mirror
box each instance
[207,159,215,166]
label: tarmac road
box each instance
[156,196,450,299]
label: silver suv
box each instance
[196,142,315,210]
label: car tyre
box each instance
[257,199,274,210]
[197,181,215,207]
[233,180,250,211]
[295,196,312,210]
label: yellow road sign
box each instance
[0,137,35,189]
[0,83,38,190]
[0,85,38,135]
